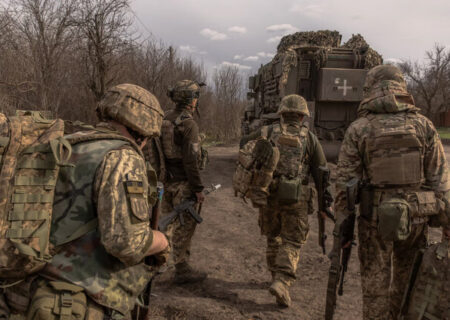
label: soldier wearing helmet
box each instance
[240,94,333,307]
[157,79,207,284]
[2,84,169,319]
[334,65,450,319]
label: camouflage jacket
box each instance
[335,82,450,222]
[241,121,332,201]
[163,106,204,192]
[42,124,155,316]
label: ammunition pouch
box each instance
[276,176,302,205]
[27,281,87,320]
[360,187,440,241]
[377,196,411,241]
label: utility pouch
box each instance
[27,281,87,320]
[406,191,438,217]
[377,197,411,241]
[276,176,302,205]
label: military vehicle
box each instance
[243,31,383,161]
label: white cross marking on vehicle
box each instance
[335,78,353,96]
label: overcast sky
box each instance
[132,0,450,75]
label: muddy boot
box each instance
[173,262,207,284]
[269,280,291,307]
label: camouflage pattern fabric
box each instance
[259,188,315,286]
[342,34,383,69]
[41,130,156,317]
[96,83,163,138]
[161,181,197,266]
[277,30,342,52]
[358,218,427,319]
[402,240,449,320]
[335,66,450,319]
[167,80,201,105]
[245,119,329,288]
[163,108,204,193]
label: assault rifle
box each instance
[158,184,221,231]
[325,177,358,320]
[317,166,335,255]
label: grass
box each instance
[437,127,450,140]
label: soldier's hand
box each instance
[196,191,205,204]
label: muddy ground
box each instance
[148,145,444,320]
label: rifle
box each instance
[325,177,358,320]
[136,182,164,320]
[317,166,335,255]
[158,184,221,231]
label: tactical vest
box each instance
[270,123,308,179]
[365,113,424,187]
[43,133,154,315]
[160,112,187,160]
[400,240,449,320]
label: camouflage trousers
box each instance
[258,190,313,286]
[358,217,428,320]
[161,180,198,266]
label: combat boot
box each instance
[269,280,291,307]
[173,262,207,284]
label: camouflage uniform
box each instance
[241,95,332,306]
[158,80,205,279]
[334,65,450,319]
[2,84,165,319]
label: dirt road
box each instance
[149,145,355,319]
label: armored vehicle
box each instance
[243,31,383,161]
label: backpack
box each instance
[399,240,449,320]
[233,126,280,207]
[0,111,70,280]
[271,124,309,205]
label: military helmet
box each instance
[97,83,164,137]
[278,94,310,117]
[364,65,407,92]
[167,80,202,105]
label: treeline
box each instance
[0,0,245,141]
[398,44,450,125]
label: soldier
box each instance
[159,80,207,284]
[1,84,169,319]
[241,94,333,307]
[334,65,450,319]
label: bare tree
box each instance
[210,65,245,140]
[9,0,77,113]
[75,0,133,101]
[399,44,450,122]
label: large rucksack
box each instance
[0,111,70,279]
[399,239,449,320]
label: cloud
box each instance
[257,52,275,58]
[200,28,228,41]
[228,26,247,34]
[220,61,252,70]
[179,45,207,55]
[234,54,244,60]
[384,57,403,65]
[244,56,259,61]
[266,24,298,34]
[267,36,283,44]
[290,3,324,17]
